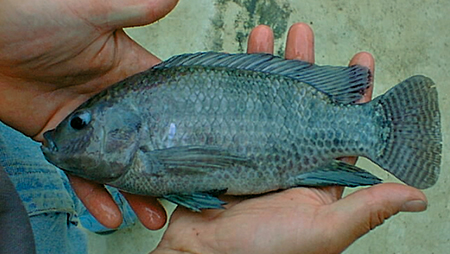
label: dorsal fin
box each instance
[153,52,371,104]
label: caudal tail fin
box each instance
[371,75,441,189]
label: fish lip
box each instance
[41,130,58,153]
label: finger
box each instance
[326,183,427,252]
[68,175,123,229]
[92,0,179,29]
[349,52,375,103]
[319,186,345,201]
[121,192,167,230]
[247,25,274,54]
[338,156,358,166]
[285,23,314,63]
[117,30,162,69]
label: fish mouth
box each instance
[41,130,58,153]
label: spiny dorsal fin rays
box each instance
[153,52,371,104]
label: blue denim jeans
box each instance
[0,122,137,254]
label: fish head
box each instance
[41,104,143,183]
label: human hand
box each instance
[0,0,178,229]
[151,23,428,254]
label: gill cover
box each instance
[42,103,143,183]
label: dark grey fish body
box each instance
[109,67,374,195]
[42,52,441,211]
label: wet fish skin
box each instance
[103,67,377,195]
[41,52,441,211]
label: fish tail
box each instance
[371,75,441,189]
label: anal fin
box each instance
[163,190,227,212]
[294,160,382,187]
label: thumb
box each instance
[90,0,179,29]
[327,183,427,251]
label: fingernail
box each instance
[401,200,428,212]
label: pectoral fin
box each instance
[149,145,254,174]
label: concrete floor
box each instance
[87,0,450,253]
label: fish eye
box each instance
[70,112,91,130]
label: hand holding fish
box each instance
[0,0,178,229]
[0,0,437,252]
[151,23,429,254]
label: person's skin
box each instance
[0,1,428,252]
[0,0,179,229]
[151,24,428,254]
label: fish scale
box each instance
[126,67,365,193]
[41,52,441,211]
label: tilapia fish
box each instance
[41,52,441,211]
